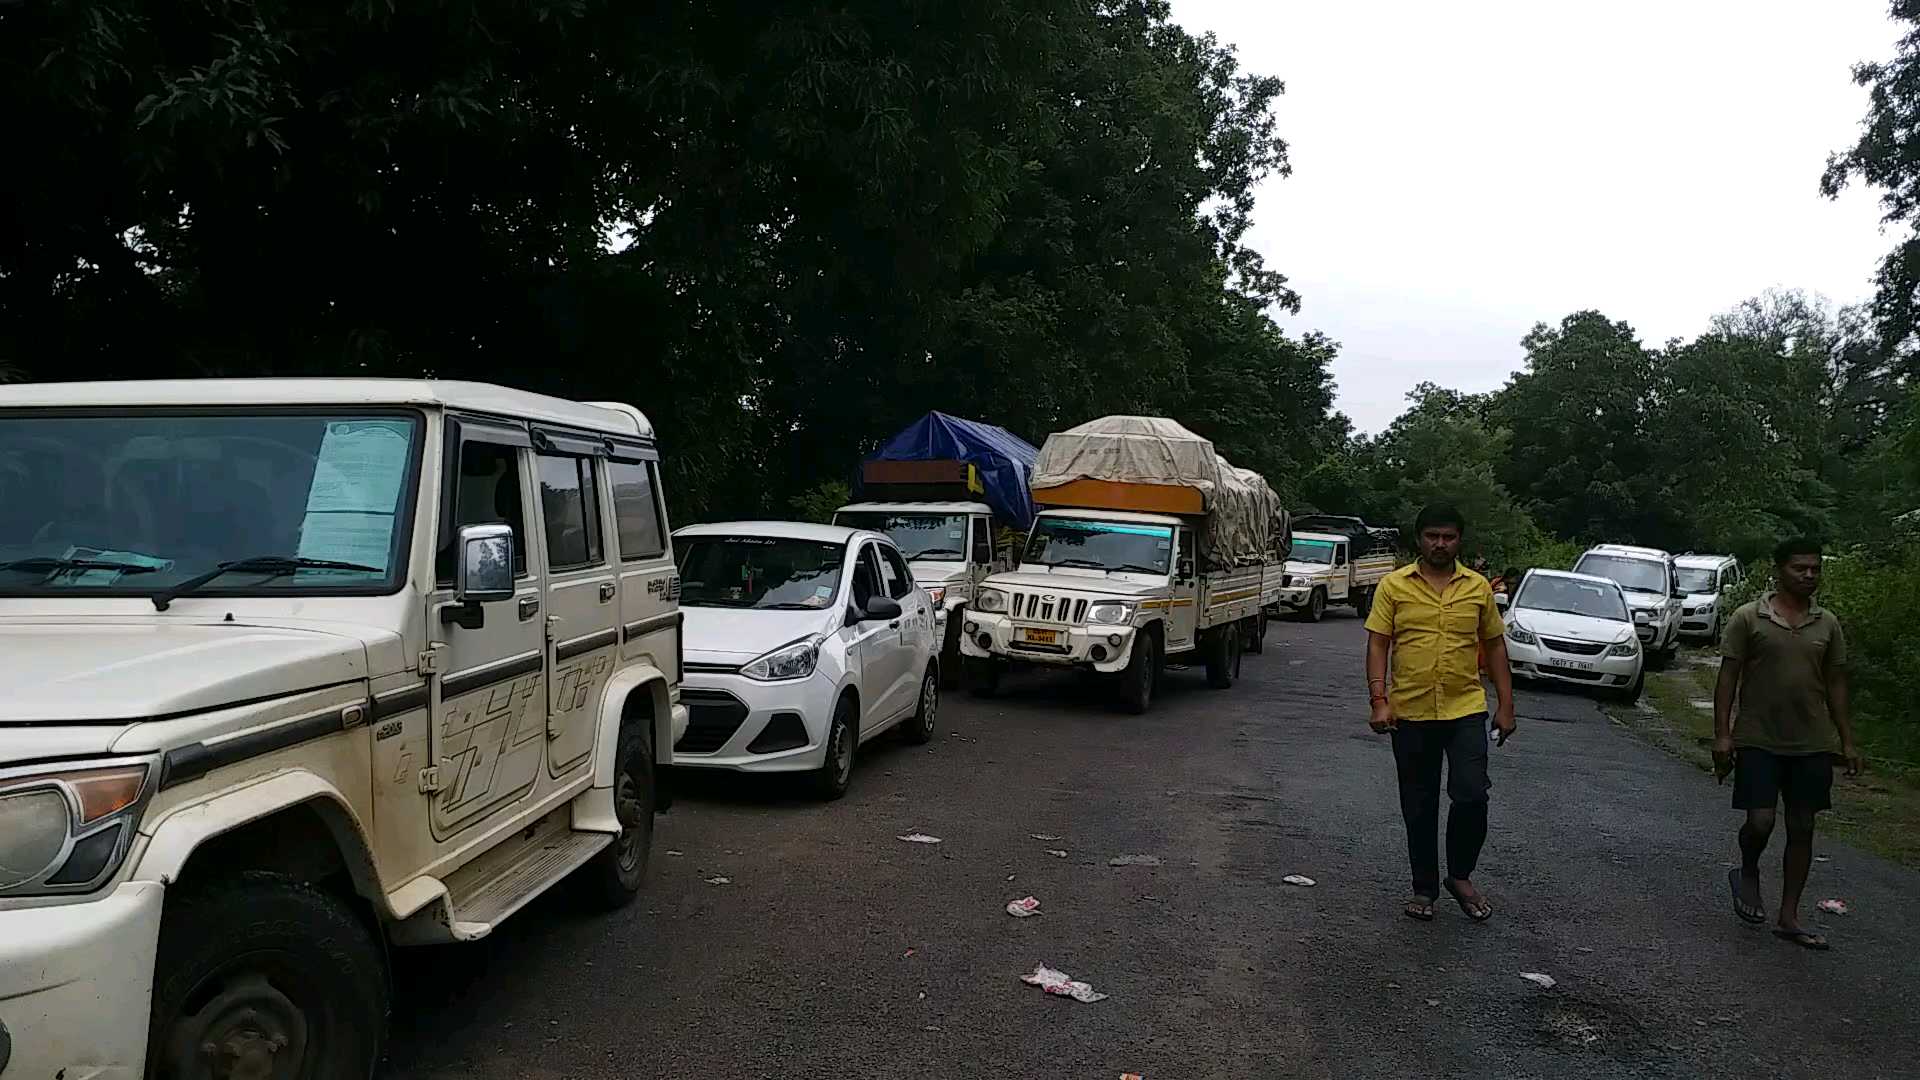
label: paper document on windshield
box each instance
[57,546,175,586]
[297,420,411,568]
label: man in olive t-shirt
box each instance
[1712,538,1860,950]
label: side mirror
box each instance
[444,523,514,628]
[1177,558,1194,579]
[1494,593,1510,611]
[861,595,903,623]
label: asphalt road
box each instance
[383,614,1920,1080]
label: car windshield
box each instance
[676,536,845,609]
[1024,517,1172,574]
[1516,575,1628,621]
[1574,553,1668,596]
[0,412,418,596]
[834,512,967,561]
[1290,539,1335,565]
[1675,568,1719,593]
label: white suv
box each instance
[0,379,686,1078]
[1571,543,1683,666]
[1674,553,1743,641]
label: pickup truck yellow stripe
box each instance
[1139,598,1196,610]
[1207,587,1263,607]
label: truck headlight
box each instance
[0,761,151,895]
[1607,639,1640,657]
[975,588,1008,614]
[742,636,823,682]
[1506,625,1537,646]
[925,586,947,606]
[1087,601,1136,625]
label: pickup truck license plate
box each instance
[1547,657,1594,671]
[1019,628,1061,645]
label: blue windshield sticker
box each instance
[1050,520,1173,538]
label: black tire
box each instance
[1114,628,1162,714]
[1611,667,1646,704]
[903,665,939,744]
[939,615,964,689]
[148,872,386,1080]
[1205,624,1242,689]
[811,695,858,800]
[966,656,1002,698]
[1304,588,1327,624]
[581,720,655,908]
[1353,587,1374,619]
[1247,612,1269,655]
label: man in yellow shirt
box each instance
[1364,505,1517,922]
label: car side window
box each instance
[1334,544,1347,568]
[608,460,666,562]
[436,440,528,586]
[851,545,884,611]
[879,544,914,600]
[536,452,603,571]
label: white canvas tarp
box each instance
[1032,416,1285,568]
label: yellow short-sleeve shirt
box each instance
[1363,562,1504,722]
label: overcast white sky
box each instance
[1171,0,1905,433]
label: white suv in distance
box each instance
[1674,553,1742,641]
[1501,569,1645,702]
[670,522,939,799]
[1571,543,1683,666]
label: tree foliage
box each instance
[0,0,1342,522]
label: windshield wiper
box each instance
[1108,563,1166,575]
[152,555,383,611]
[912,547,964,557]
[1045,558,1108,569]
[757,602,829,610]
[0,557,164,578]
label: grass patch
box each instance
[1603,646,1920,869]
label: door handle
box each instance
[599,582,617,603]
[518,597,540,621]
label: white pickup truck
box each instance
[831,499,1008,684]
[0,379,685,1079]
[1274,521,1398,622]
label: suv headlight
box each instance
[1087,601,1136,626]
[975,588,1008,614]
[0,760,152,895]
[1607,639,1639,657]
[1633,609,1652,624]
[1506,624,1537,646]
[742,636,823,682]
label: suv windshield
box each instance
[834,512,967,561]
[1516,575,1628,621]
[1574,553,1669,596]
[676,536,845,609]
[1290,539,1335,565]
[1675,568,1719,593]
[1024,517,1173,574]
[0,412,419,596]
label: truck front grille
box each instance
[1011,591,1088,624]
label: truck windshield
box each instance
[1574,554,1668,596]
[0,412,419,596]
[834,512,967,561]
[1290,539,1335,565]
[1024,518,1172,574]
[676,536,845,609]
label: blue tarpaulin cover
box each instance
[861,412,1041,529]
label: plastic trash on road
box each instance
[897,833,943,844]
[1031,833,1063,841]
[704,876,731,885]
[1818,898,1849,915]
[1006,896,1042,918]
[1519,972,1556,990]
[1108,854,1162,867]
[1046,849,1069,858]
[1282,874,1316,887]
[1020,964,1109,1003]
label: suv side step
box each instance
[439,810,611,938]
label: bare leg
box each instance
[1738,808,1774,914]
[1777,807,1816,933]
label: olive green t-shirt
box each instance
[1720,593,1848,755]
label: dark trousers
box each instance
[1390,715,1492,898]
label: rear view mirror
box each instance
[457,524,515,604]
[861,595,903,623]
[1177,558,1194,579]
[1494,593,1510,611]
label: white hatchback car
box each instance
[670,522,940,799]
[1502,569,1645,702]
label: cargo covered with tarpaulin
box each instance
[858,411,1042,530]
[1029,415,1287,570]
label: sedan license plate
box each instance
[1547,657,1594,672]
[1019,627,1061,645]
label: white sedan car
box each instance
[1501,569,1645,703]
[670,521,941,799]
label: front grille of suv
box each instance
[1010,591,1088,624]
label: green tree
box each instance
[1351,384,1541,562]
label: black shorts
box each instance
[1732,747,1833,813]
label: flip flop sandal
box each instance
[1444,879,1493,921]
[1772,928,1830,951]
[1404,897,1436,922]
[1727,867,1766,924]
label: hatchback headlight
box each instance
[1087,601,1136,626]
[975,588,1008,614]
[1506,624,1537,646]
[1607,639,1640,657]
[0,760,152,895]
[742,636,823,682]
